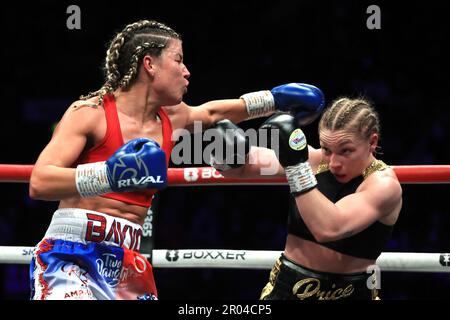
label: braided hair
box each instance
[319,97,381,153]
[80,20,180,106]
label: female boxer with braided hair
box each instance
[212,97,402,300]
[29,19,323,300]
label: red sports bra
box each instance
[75,94,173,207]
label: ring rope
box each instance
[1,164,450,184]
[0,246,449,272]
[1,164,449,274]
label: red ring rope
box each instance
[0,164,449,185]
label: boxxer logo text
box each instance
[183,250,246,260]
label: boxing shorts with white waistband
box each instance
[30,208,157,300]
[260,254,379,300]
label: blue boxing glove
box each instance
[75,138,167,197]
[240,83,325,126]
[271,83,325,126]
[105,138,167,192]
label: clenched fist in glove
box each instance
[241,83,325,126]
[259,113,317,195]
[75,138,167,197]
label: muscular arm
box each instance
[166,82,325,134]
[294,171,402,242]
[166,100,254,134]
[187,99,250,127]
[29,104,101,200]
[220,146,284,178]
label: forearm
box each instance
[29,165,79,200]
[195,82,325,128]
[201,99,271,125]
[294,190,344,242]
[219,146,284,179]
[219,162,279,179]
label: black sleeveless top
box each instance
[287,166,393,260]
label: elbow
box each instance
[29,173,50,200]
[311,228,341,243]
[312,232,332,244]
[29,176,43,199]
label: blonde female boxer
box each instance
[211,98,402,300]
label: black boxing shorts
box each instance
[260,254,379,300]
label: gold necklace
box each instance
[362,159,388,179]
[316,159,388,178]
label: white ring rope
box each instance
[1,246,449,272]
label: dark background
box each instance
[0,0,449,300]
